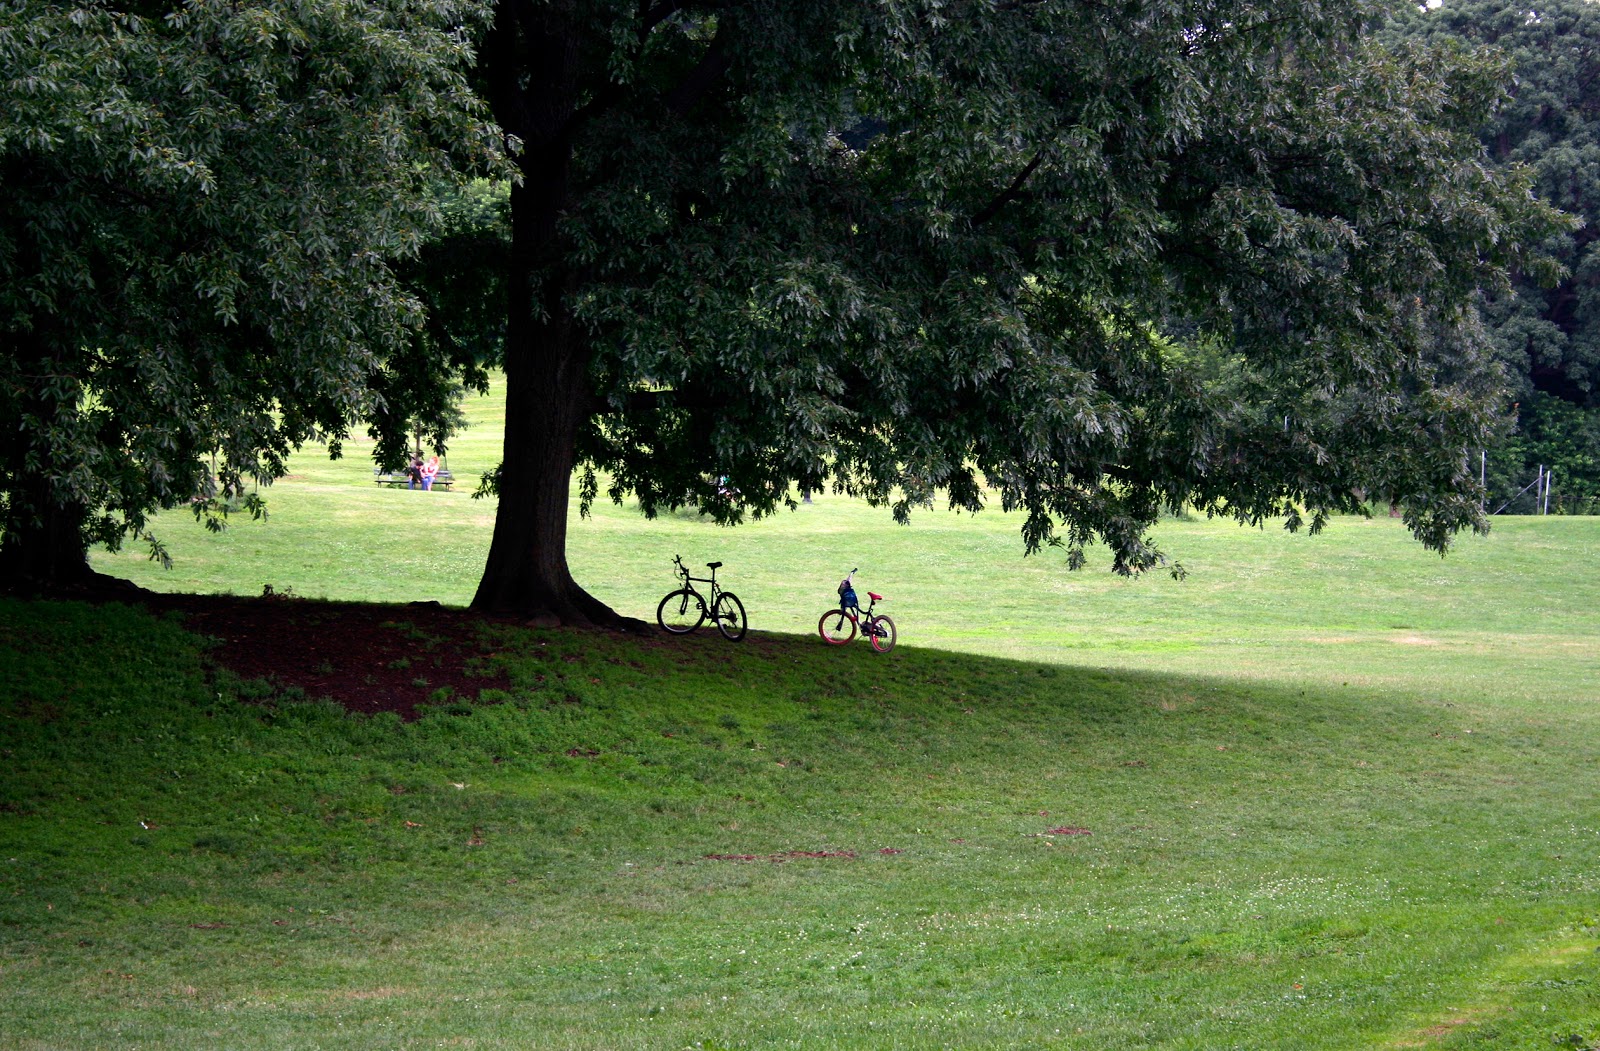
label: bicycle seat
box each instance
[869,592,883,602]
[706,561,723,570]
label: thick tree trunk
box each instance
[468,256,615,624]
[468,3,637,629]
[0,482,134,596]
[0,334,132,595]
[0,503,92,589]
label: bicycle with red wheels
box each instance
[818,568,896,653]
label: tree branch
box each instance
[588,385,721,416]
[546,2,723,158]
[972,151,1045,227]
[664,29,732,116]
[641,0,689,34]
[481,1,536,142]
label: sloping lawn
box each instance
[14,378,1599,1047]
[2,578,1596,1049]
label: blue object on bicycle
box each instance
[839,586,859,610]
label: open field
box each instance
[93,382,1600,709]
[0,381,1594,1049]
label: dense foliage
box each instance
[474,0,1566,621]
[1390,0,1600,512]
[1490,391,1600,512]
[1,0,1575,611]
[0,0,501,578]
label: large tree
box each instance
[0,0,501,586]
[471,0,1565,624]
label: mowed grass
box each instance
[0,380,1591,1048]
[93,381,1600,709]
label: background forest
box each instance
[1391,0,1600,512]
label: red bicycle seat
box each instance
[868,592,884,602]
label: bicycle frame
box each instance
[658,555,748,641]
[819,572,896,653]
[673,558,723,602]
[839,592,882,624]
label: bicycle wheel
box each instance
[712,591,748,642]
[868,614,897,654]
[818,609,856,645]
[656,588,706,634]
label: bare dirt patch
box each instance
[143,592,517,721]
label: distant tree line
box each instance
[1391,0,1600,514]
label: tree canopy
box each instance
[0,0,1571,616]
[471,0,1566,623]
[1396,0,1600,406]
[0,0,501,581]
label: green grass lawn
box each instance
[1,380,1596,1049]
[93,383,1600,708]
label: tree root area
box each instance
[145,593,523,722]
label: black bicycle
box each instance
[656,555,748,641]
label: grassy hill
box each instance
[90,381,1600,705]
[0,380,1595,1049]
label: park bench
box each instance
[374,467,455,491]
